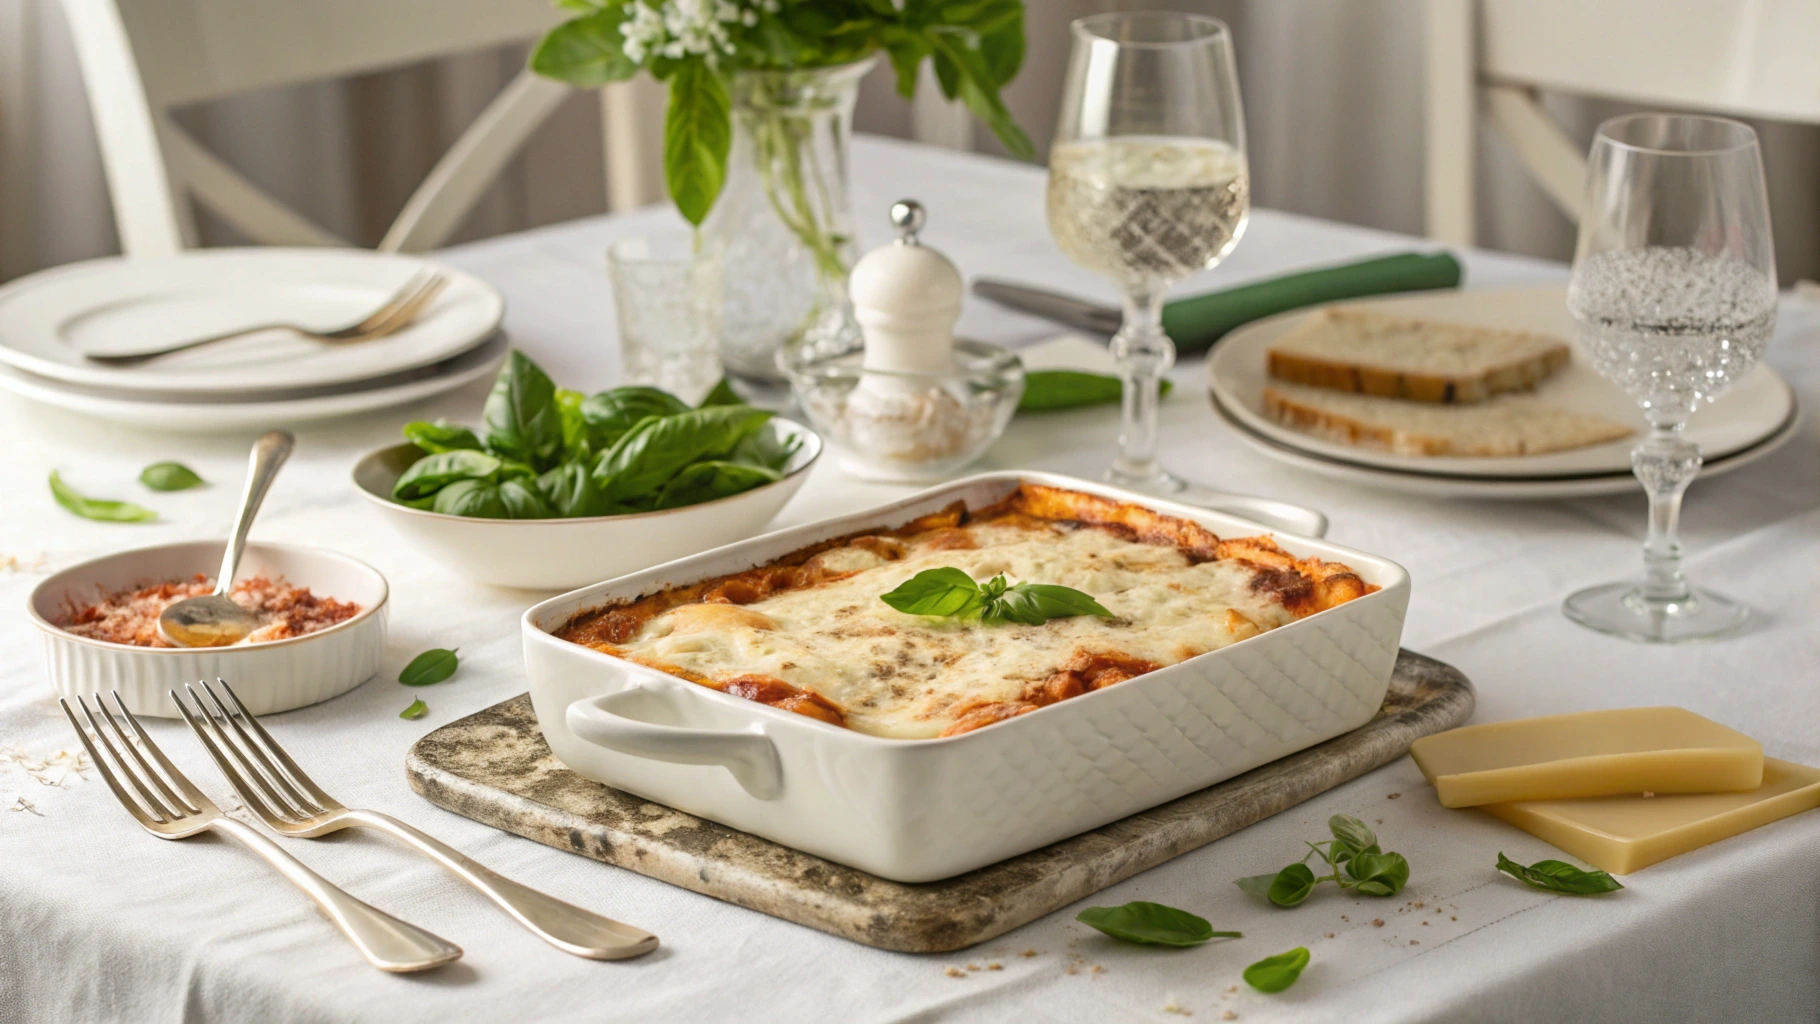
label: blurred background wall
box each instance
[4,0,1817,283]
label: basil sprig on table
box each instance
[390,352,798,519]
[1236,814,1410,905]
[1017,369,1174,413]
[1244,947,1311,993]
[880,567,1113,626]
[399,648,459,687]
[139,461,205,491]
[1496,852,1624,895]
[1075,901,1240,947]
[49,470,158,523]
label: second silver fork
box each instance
[173,679,658,960]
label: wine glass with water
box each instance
[1564,114,1777,642]
[1047,12,1248,496]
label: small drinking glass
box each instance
[607,234,724,403]
[1564,114,1777,642]
[1046,12,1249,496]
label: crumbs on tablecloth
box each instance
[1162,1000,1191,1017]
[1372,919,1385,927]
[1324,932,1335,939]
[1,746,92,788]
[1409,939,1419,945]
[986,962,1002,971]
[10,796,44,816]
[57,574,360,647]
[1020,949,1040,958]
[1222,1012,1238,1021]
[944,967,965,978]
[1387,792,1401,800]
[1,552,48,573]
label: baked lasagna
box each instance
[554,484,1375,740]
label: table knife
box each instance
[972,279,1121,335]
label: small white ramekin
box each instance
[28,541,388,718]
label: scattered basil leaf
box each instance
[1017,369,1175,413]
[595,405,772,502]
[880,567,986,618]
[1329,814,1377,855]
[1235,874,1279,899]
[537,461,610,518]
[399,648,459,686]
[399,699,429,721]
[402,419,483,454]
[984,582,1114,626]
[1496,852,1624,895]
[139,461,204,492]
[432,478,508,518]
[1346,851,1410,897]
[482,351,565,471]
[698,377,743,407]
[1075,901,1238,947]
[392,450,503,503]
[1266,863,1317,907]
[1244,947,1311,993]
[654,460,780,510]
[580,386,692,451]
[48,471,157,523]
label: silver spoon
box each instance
[159,431,295,648]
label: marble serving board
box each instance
[406,649,1473,953]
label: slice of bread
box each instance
[1261,382,1635,457]
[1266,307,1571,404]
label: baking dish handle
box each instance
[565,688,784,801]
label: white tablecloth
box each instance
[3,137,1818,1024]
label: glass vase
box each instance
[706,56,875,390]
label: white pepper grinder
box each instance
[849,200,962,383]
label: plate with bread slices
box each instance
[1207,285,1798,496]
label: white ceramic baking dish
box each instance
[522,472,1409,882]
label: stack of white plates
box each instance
[0,248,507,431]
[1206,286,1801,499]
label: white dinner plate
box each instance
[0,332,507,432]
[0,248,504,394]
[1206,286,1796,479]
[1210,383,1802,499]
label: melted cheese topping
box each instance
[615,522,1296,739]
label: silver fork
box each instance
[84,271,448,367]
[60,693,461,973]
[175,679,658,960]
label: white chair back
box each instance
[57,0,660,256]
[1424,0,1820,245]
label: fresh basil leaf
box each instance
[1496,852,1624,895]
[392,450,503,503]
[499,478,556,519]
[728,427,803,473]
[402,419,483,454]
[482,351,564,471]
[1329,814,1377,855]
[1235,873,1279,899]
[1267,863,1317,907]
[977,5,1025,86]
[595,405,772,502]
[49,471,157,523]
[431,478,508,518]
[1346,851,1409,897]
[922,32,1033,159]
[664,59,732,226]
[880,567,984,618]
[984,582,1114,625]
[399,648,458,686]
[139,461,204,492]
[1017,370,1175,412]
[555,388,591,460]
[1075,901,1237,947]
[580,386,691,450]
[1244,947,1311,993]
[537,461,610,518]
[528,7,639,87]
[653,460,779,510]
[399,699,429,721]
[698,377,743,408]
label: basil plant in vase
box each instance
[533,0,1032,387]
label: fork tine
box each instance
[354,274,446,340]
[214,677,334,810]
[79,696,176,821]
[344,270,434,335]
[110,694,208,813]
[172,687,289,831]
[94,694,194,816]
[60,698,162,828]
[191,681,308,820]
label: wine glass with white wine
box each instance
[1047,12,1248,497]
[1564,114,1777,642]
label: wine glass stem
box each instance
[1633,423,1702,603]
[1109,287,1175,484]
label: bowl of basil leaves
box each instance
[351,351,820,590]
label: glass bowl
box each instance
[783,338,1024,482]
